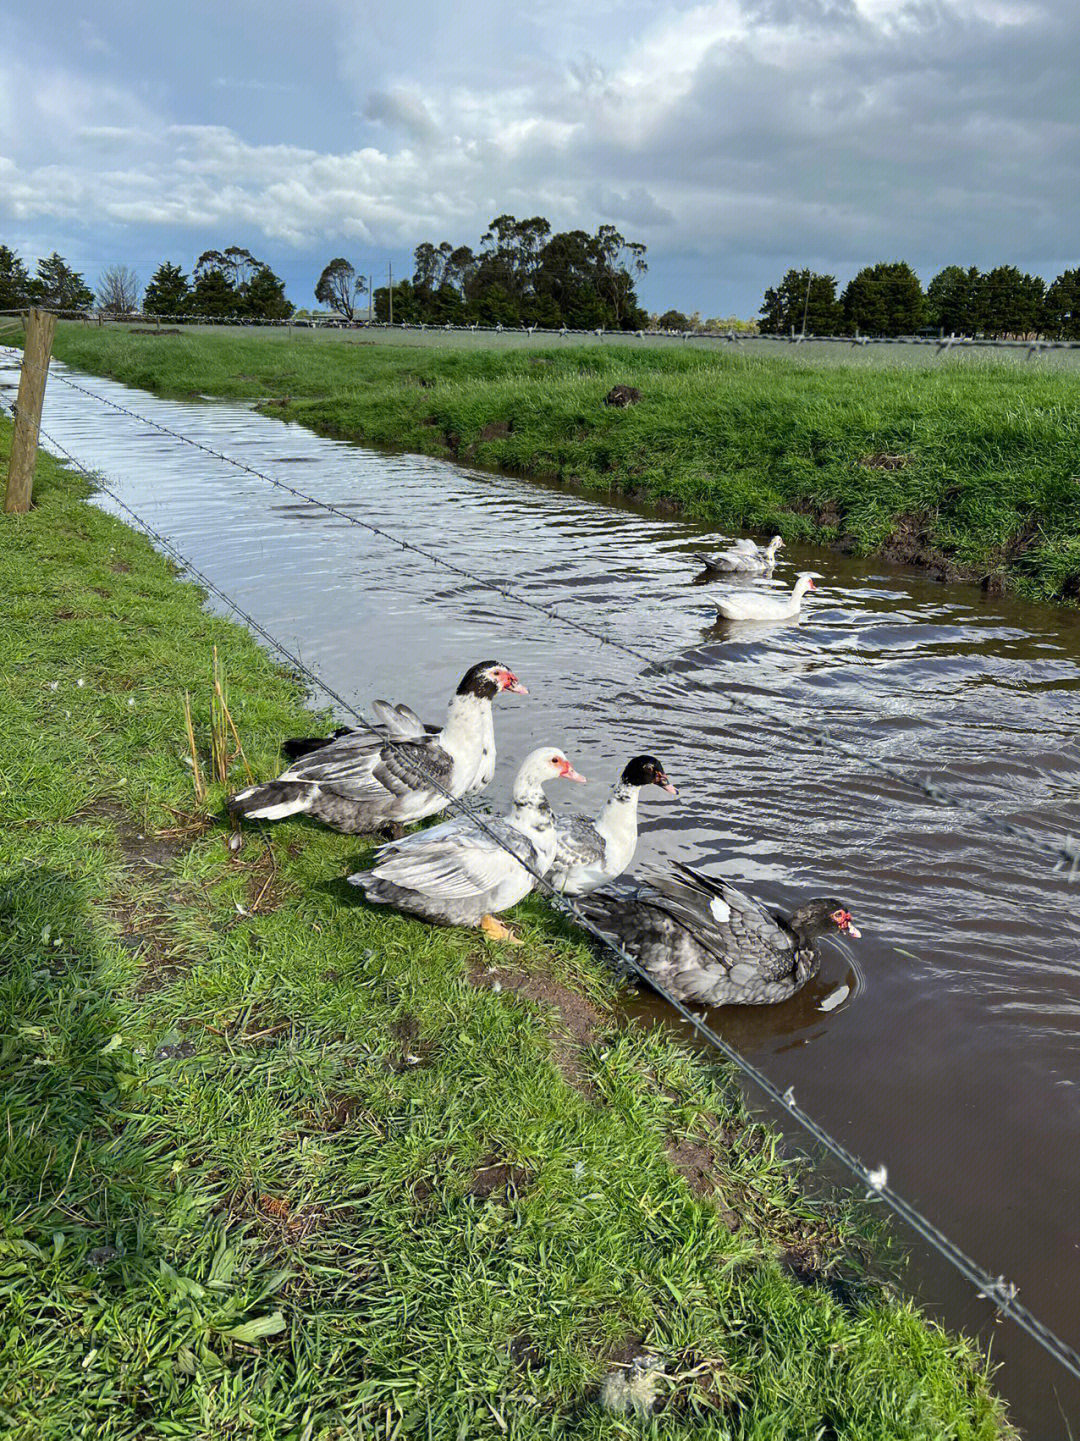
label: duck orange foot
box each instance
[480,914,523,945]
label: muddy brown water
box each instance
[6,351,1080,1435]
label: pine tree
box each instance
[0,245,32,309]
[841,262,924,336]
[144,262,191,316]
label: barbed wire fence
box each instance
[4,385,1080,1389]
[33,363,1080,883]
[2,306,1079,355]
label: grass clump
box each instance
[0,417,1015,1436]
[39,322,1080,605]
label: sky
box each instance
[1,0,1078,317]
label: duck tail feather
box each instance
[227,780,317,821]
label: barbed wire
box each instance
[38,363,1080,881]
[3,306,1080,352]
[12,401,1080,1389]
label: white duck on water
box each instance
[227,661,527,834]
[694,535,785,575]
[349,747,586,942]
[574,861,860,1006]
[550,755,677,896]
[714,572,818,622]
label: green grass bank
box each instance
[0,421,1014,1436]
[36,322,1080,605]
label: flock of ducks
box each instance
[227,540,860,1008]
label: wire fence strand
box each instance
[38,363,1080,881]
[11,398,1080,1388]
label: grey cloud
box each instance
[364,89,440,144]
[590,184,676,227]
[569,0,1080,275]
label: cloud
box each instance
[0,0,1078,310]
[364,89,440,143]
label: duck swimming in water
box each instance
[573,861,860,1006]
[694,535,784,575]
[550,755,677,896]
[714,572,817,622]
[349,746,586,942]
[227,661,526,834]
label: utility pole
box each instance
[388,261,393,326]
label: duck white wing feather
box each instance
[694,548,771,575]
[369,816,542,902]
[280,732,452,805]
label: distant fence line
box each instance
[2,307,1079,353]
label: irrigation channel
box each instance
[6,349,1080,1434]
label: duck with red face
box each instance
[227,660,528,835]
[574,861,861,1006]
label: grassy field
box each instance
[80,319,1080,371]
[34,322,1080,606]
[0,419,1015,1437]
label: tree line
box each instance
[760,261,1080,339]
[316,215,649,330]
[1,219,647,331]
[0,244,293,320]
[5,233,1078,339]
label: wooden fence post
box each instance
[4,308,57,514]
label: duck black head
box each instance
[787,898,861,942]
[620,755,677,795]
[457,661,528,700]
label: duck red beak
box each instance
[558,760,587,783]
[496,668,528,694]
[656,774,678,795]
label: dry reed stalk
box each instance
[182,691,206,803]
[211,646,254,784]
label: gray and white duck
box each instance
[693,535,785,575]
[349,746,586,942]
[227,660,527,834]
[550,755,677,896]
[574,861,860,1006]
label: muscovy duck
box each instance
[349,746,586,942]
[227,661,526,833]
[714,572,817,621]
[550,755,676,896]
[694,535,784,575]
[574,861,860,1006]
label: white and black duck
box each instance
[228,661,527,834]
[550,755,676,896]
[574,861,860,1006]
[694,535,784,575]
[349,746,586,942]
